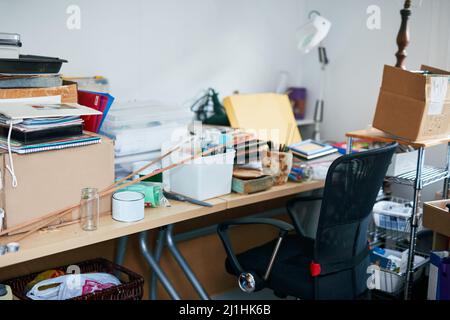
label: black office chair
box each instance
[217,143,397,300]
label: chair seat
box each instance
[225,234,316,299]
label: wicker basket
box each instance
[5,258,144,300]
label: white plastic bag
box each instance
[26,273,121,300]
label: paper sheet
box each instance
[0,95,61,105]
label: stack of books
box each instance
[0,104,102,154]
[0,65,111,154]
[187,125,269,166]
[233,132,269,165]
[288,140,341,182]
[289,139,338,160]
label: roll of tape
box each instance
[0,284,13,300]
[112,191,145,222]
[6,242,20,253]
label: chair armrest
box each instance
[218,217,294,233]
[217,218,294,276]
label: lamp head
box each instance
[296,12,331,54]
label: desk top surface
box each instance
[346,128,450,148]
[0,180,324,268]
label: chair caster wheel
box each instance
[239,272,256,293]
[238,272,264,293]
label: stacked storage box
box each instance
[100,100,193,178]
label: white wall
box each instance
[0,0,306,105]
[1,0,448,199]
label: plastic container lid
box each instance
[101,100,193,132]
[0,33,21,47]
[113,191,145,202]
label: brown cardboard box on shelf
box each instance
[0,136,114,232]
[0,81,78,103]
[424,200,450,237]
[373,65,450,141]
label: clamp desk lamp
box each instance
[296,11,331,141]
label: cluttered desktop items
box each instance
[0,84,324,249]
[0,15,448,301]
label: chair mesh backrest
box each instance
[314,144,397,264]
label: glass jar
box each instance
[263,151,294,186]
[80,188,99,231]
[290,162,314,183]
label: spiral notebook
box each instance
[0,133,101,154]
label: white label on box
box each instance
[428,77,448,115]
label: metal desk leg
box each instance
[404,147,425,300]
[443,142,450,199]
[139,231,181,300]
[114,236,129,266]
[346,137,353,155]
[165,224,210,300]
[150,227,167,300]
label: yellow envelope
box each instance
[224,93,302,145]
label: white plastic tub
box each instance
[170,150,236,201]
[373,199,416,232]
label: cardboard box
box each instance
[0,81,78,104]
[0,136,114,231]
[373,65,450,141]
[424,200,450,237]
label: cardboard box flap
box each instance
[373,90,426,140]
[381,65,426,101]
[421,65,450,76]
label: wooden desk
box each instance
[220,180,323,209]
[346,128,450,148]
[0,181,324,269]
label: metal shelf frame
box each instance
[386,166,449,188]
[347,138,450,300]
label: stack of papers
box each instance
[0,132,101,154]
[0,103,102,153]
[0,115,84,144]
